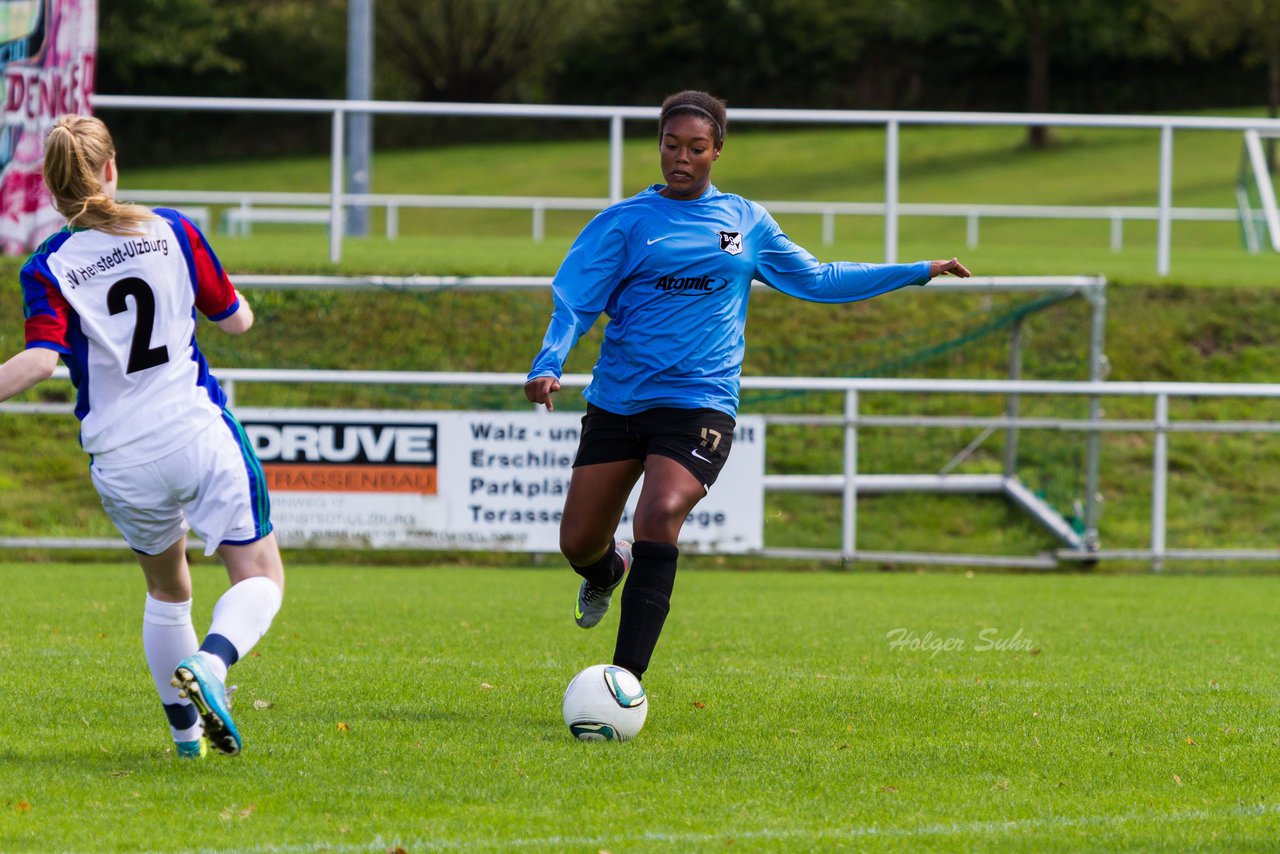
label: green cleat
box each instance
[574,540,632,629]
[176,737,209,759]
[173,655,242,756]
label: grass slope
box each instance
[2,563,1278,851]
[5,271,1280,563]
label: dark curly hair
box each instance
[658,90,727,147]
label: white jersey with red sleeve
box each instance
[20,208,242,467]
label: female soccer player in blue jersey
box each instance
[525,90,970,683]
[0,115,284,759]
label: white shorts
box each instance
[91,412,273,556]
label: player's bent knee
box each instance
[217,534,285,590]
[632,502,694,541]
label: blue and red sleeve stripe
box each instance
[21,232,73,354]
[157,208,239,320]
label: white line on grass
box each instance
[200,802,1280,853]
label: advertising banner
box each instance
[238,409,765,553]
[1,0,96,255]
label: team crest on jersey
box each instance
[718,231,742,255]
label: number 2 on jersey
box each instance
[107,277,170,374]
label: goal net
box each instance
[1,274,1106,559]
[740,276,1106,557]
[233,275,1105,554]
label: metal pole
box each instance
[1083,283,1107,550]
[609,114,624,204]
[329,109,345,263]
[1156,125,1173,276]
[884,120,899,263]
[1003,317,1024,479]
[1151,393,1169,572]
[842,390,859,563]
[346,0,373,237]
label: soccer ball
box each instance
[561,664,648,742]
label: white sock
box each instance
[201,576,283,681]
[142,595,201,743]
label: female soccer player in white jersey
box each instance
[525,90,970,685]
[0,115,283,759]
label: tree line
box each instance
[100,0,1280,163]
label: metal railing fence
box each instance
[7,369,1280,571]
[93,94,1280,272]
[118,187,1243,253]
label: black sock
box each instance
[570,538,622,588]
[612,540,679,680]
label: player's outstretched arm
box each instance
[216,292,255,335]
[929,258,972,279]
[0,348,59,403]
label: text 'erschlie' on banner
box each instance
[237,410,765,553]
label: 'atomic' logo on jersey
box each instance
[654,273,729,297]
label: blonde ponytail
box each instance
[43,115,156,236]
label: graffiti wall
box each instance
[1,0,95,255]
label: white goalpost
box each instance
[1237,129,1280,253]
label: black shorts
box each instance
[574,404,737,490]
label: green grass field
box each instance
[3,563,1279,851]
[6,118,1280,851]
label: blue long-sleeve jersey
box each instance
[528,184,931,418]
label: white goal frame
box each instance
[1237,129,1280,253]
